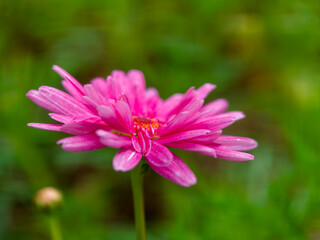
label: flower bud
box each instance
[35,187,63,210]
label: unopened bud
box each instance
[35,187,63,210]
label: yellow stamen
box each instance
[133,116,160,130]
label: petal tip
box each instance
[183,177,197,187]
[113,166,127,172]
[27,123,40,128]
[204,83,216,90]
[26,89,36,98]
[38,85,49,92]
[52,65,64,72]
[252,140,258,149]
[95,129,106,136]
[241,153,255,161]
[231,112,246,121]
[52,65,63,74]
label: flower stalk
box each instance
[131,162,146,240]
[48,215,63,240]
[34,187,64,240]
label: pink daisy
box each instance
[27,66,257,187]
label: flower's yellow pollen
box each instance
[133,116,160,130]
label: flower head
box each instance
[35,187,63,209]
[27,66,257,187]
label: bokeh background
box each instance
[1,0,320,239]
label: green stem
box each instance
[48,215,63,240]
[131,163,146,240]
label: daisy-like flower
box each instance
[27,66,257,187]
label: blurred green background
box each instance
[1,0,320,239]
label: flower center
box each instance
[133,116,160,137]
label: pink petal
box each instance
[181,99,206,123]
[82,96,99,109]
[84,84,103,107]
[180,98,204,115]
[136,131,152,156]
[105,76,118,100]
[127,70,146,92]
[213,111,245,121]
[215,148,254,161]
[159,93,183,120]
[144,134,152,156]
[145,88,162,118]
[57,133,104,152]
[158,99,204,135]
[96,130,132,148]
[164,87,195,117]
[145,87,160,100]
[49,113,73,123]
[39,86,89,116]
[115,100,134,133]
[71,115,102,123]
[204,120,235,132]
[61,80,86,104]
[146,153,197,187]
[60,122,109,135]
[112,70,128,96]
[128,70,146,114]
[26,90,61,113]
[190,116,235,131]
[97,105,129,133]
[108,76,121,100]
[214,135,258,151]
[131,135,142,153]
[52,65,85,95]
[157,111,190,135]
[90,77,109,97]
[145,142,173,167]
[194,83,216,99]
[165,142,217,158]
[113,147,142,172]
[156,129,211,144]
[189,130,222,144]
[27,123,62,131]
[137,132,146,154]
[201,99,229,116]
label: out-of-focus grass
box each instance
[1,0,320,239]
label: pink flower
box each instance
[27,66,257,187]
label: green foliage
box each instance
[1,0,319,239]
